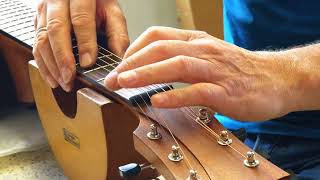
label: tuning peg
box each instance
[243,151,260,168]
[147,124,162,140]
[217,130,232,146]
[186,170,200,180]
[197,108,211,124]
[168,145,183,162]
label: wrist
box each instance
[251,50,306,115]
[261,48,320,113]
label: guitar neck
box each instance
[0,0,170,107]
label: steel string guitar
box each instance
[1,0,290,179]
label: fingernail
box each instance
[46,76,58,89]
[61,66,73,84]
[118,71,137,86]
[80,53,93,67]
[104,71,118,89]
[61,83,72,92]
[58,77,71,92]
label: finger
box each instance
[104,40,193,90]
[124,26,203,58]
[32,47,59,89]
[36,2,61,84]
[70,0,97,67]
[104,0,129,57]
[47,0,75,85]
[150,83,227,110]
[117,56,222,88]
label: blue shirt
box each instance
[216,0,320,138]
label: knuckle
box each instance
[71,12,92,28]
[47,18,64,35]
[36,33,49,49]
[32,47,40,59]
[110,5,125,18]
[36,1,45,13]
[146,26,164,38]
[150,40,169,54]
[53,47,68,64]
[77,41,97,55]
[198,84,216,105]
[176,55,191,70]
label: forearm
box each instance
[267,43,320,112]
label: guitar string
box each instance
[72,42,194,170]
[147,84,247,159]
[87,45,248,160]
[90,51,194,171]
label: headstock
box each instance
[130,102,290,179]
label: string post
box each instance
[244,151,260,168]
[168,145,183,162]
[217,130,233,146]
[186,170,200,180]
[196,108,211,124]
[147,124,162,140]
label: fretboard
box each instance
[0,0,170,105]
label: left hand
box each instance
[104,27,301,121]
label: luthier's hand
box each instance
[33,0,129,92]
[104,27,315,121]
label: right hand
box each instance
[33,0,129,92]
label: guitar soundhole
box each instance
[51,80,84,118]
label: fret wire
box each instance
[96,77,105,82]
[83,62,118,74]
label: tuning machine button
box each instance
[147,124,162,140]
[244,151,260,168]
[217,130,232,146]
[196,108,211,124]
[186,170,200,180]
[168,145,183,162]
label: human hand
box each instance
[33,0,129,92]
[104,27,301,121]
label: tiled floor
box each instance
[0,147,67,180]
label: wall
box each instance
[118,0,179,41]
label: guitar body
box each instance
[29,60,290,180]
[0,33,34,104]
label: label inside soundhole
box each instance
[63,128,80,149]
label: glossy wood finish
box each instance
[29,61,147,180]
[0,34,34,103]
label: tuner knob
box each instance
[147,124,162,140]
[243,151,260,168]
[197,108,211,124]
[218,130,232,146]
[217,130,232,146]
[186,170,200,180]
[168,145,183,162]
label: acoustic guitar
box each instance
[1,0,290,179]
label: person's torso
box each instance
[219,0,320,138]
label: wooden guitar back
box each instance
[0,34,34,104]
[29,61,146,180]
